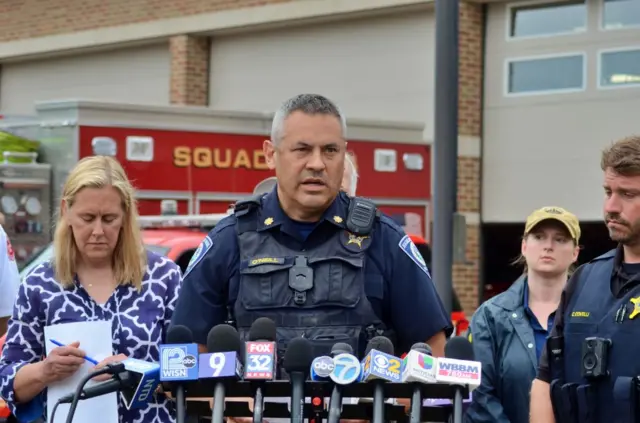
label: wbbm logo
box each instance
[161,346,196,379]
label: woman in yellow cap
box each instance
[465,206,580,423]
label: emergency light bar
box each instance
[138,213,229,229]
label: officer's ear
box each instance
[263,139,276,170]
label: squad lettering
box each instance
[173,147,269,170]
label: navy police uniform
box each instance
[171,189,452,361]
[537,245,640,423]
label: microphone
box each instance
[327,343,361,423]
[361,336,401,423]
[245,317,277,423]
[283,337,313,423]
[401,342,435,423]
[57,358,160,410]
[439,337,481,423]
[160,325,199,423]
[199,324,244,423]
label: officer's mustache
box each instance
[299,173,327,185]
[605,214,629,227]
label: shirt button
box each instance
[528,343,534,349]
[512,313,518,318]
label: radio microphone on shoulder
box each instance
[245,317,277,423]
[441,337,480,423]
[361,336,400,423]
[401,342,434,423]
[201,324,244,423]
[327,343,360,423]
[160,325,199,423]
[283,337,314,423]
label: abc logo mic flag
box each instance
[329,353,361,384]
[159,344,199,381]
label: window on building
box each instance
[509,0,587,38]
[507,54,585,95]
[599,48,640,87]
[602,0,640,30]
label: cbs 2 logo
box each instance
[386,358,401,373]
[248,355,273,371]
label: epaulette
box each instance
[233,194,263,217]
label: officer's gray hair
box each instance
[344,153,358,196]
[270,94,347,145]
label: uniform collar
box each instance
[257,187,349,232]
[494,276,526,311]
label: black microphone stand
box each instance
[65,367,115,423]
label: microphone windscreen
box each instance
[166,325,194,344]
[365,336,394,356]
[249,317,277,341]
[206,324,244,359]
[283,337,313,374]
[331,342,353,356]
[410,342,432,356]
[445,336,475,361]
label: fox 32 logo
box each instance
[161,346,196,379]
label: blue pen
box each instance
[49,339,99,365]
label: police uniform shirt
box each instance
[0,225,20,318]
[171,190,453,350]
[537,244,640,383]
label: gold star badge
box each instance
[346,233,369,248]
[333,216,343,223]
[630,297,640,319]
[264,217,274,226]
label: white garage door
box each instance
[0,44,171,115]
[209,11,435,126]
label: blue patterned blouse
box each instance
[0,251,181,423]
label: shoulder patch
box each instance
[184,236,213,277]
[398,235,431,277]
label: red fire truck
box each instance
[0,99,432,266]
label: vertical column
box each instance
[169,35,210,106]
[454,1,484,316]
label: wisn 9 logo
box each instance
[330,353,361,385]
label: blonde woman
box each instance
[0,156,181,423]
[466,206,580,423]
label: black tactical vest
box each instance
[552,250,640,423]
[232,195,384,361]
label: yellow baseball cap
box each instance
[524,206,581,243]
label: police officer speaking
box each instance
[171,93,452,363]
[531,135,640,423]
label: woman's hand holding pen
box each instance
[41,341,87,384]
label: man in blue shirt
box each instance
[171,93,452,360]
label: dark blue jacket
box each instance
[465,277,538,423]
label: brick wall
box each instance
[0,0,292,42]
[170,35,210,106]
[455,1,484,315]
